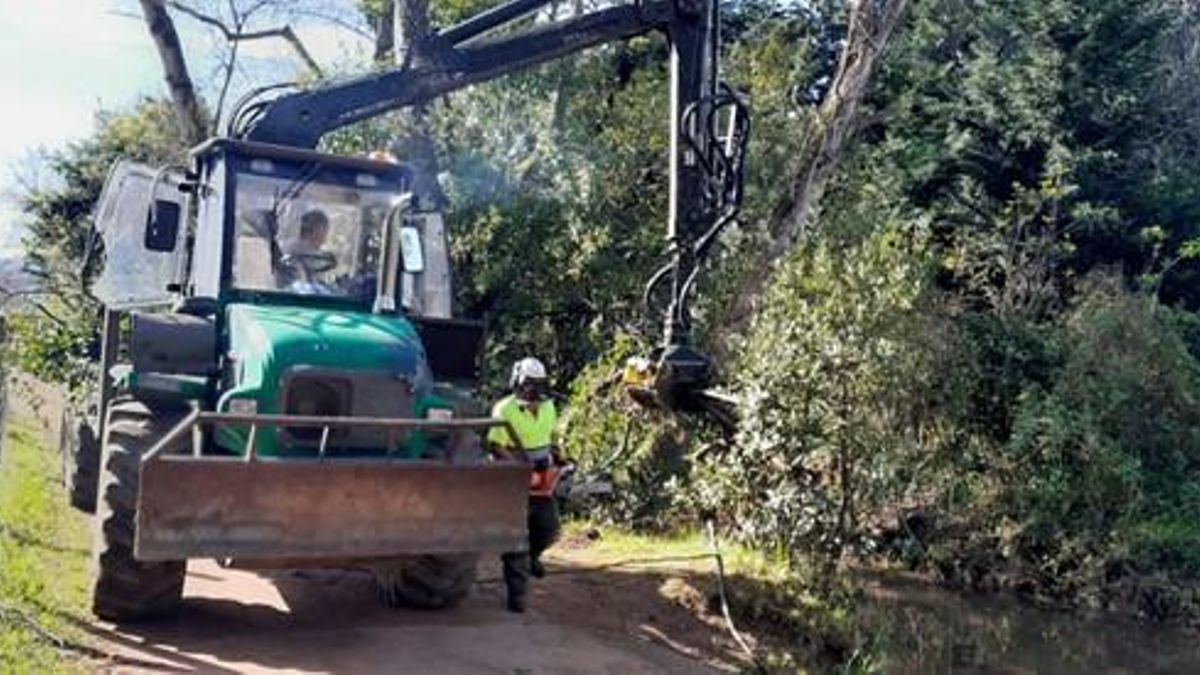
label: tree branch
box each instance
[165,0,228,34]
[374,0,396,62]
[290,7,374,40]
[0,287,69,328]
[166,0,324,78]
[211,4,244,134]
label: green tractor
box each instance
[67,142,528,621]
[62,0,748,622]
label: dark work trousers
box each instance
[501,496,560,608]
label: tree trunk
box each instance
[138,0,206,145]
[374,0,396,62]
[395,0,433,67]
[719,0,910,346]
[390,0,451,318]
[392,0,445,210]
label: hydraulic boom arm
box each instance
[241,0,696,148]
[238,0,748,422]
[242,0,680,147]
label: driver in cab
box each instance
[279,209,336,293]
[287,209,330,258]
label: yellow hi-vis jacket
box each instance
[487,395,557,458]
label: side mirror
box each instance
[145,199,181,252]
[399,225,424,273]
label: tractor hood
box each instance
[221,303,429,413]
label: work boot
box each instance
[530,558,546,579]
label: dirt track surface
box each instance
[4,379,741,673]
[84,556,739,674]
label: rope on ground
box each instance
[705,519,768,674]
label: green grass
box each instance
[0,417,92,673]
[559,520,792,582]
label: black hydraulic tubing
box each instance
[642,259,675,315]
[227,82,298,137]
[678,211,737,326]
[439,0,559,45]
[671,83,749,332]
[245,1,675,146]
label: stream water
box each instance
[857,571,1200,674]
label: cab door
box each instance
[91,161,188,309]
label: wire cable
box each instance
[705,518,767,673]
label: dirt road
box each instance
[82,553,741,674]
[4,380,743,673]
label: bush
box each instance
[995,291,1200,596]
[692,237,1200,615]
[696,216,935,562]
[890,286,1200,612]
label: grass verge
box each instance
[0,416,91,673]
[554,521,872,672]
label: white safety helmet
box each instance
[509,356,548,389]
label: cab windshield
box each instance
[232,163,399,303]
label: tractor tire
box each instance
[60,406,99,514]
[91,398,188,622]
[372,554,479,609]
[373,385,485,610]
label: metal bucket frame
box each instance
[142,410,523,462]
[134,412,530,562]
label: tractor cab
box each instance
[187,139,443,316]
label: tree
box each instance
[391,0,445,209]
[164,1,327,134]
[718,0,912,346]
[13,101,192,390]
[138,0,207,145]
[861,0,1200,311]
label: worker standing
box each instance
[487,356,562,613]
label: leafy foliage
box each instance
[683,0,1200,620]
[695,170,934,561]
[12,100,191,391]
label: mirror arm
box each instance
[374,194,411,314]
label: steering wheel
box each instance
[280,252,337,280]
[288,279,338,296]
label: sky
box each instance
[0,0,371,257]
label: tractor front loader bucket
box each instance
[134,412,530,562]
